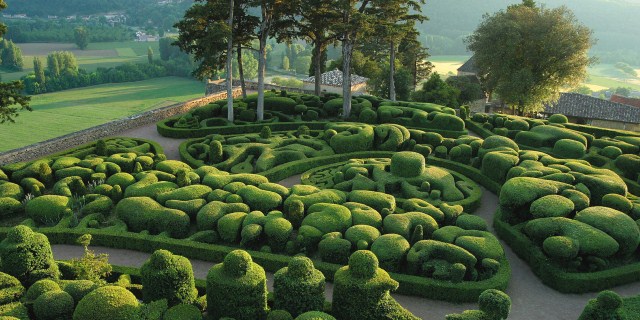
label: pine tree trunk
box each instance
[226,0,235,122]
[313,43,322,96]
[389,41,396,101]
[342,39,353,119]
[237,43,247,99]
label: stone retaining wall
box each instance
[0,88,243,165]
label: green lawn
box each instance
[0,77,205,152]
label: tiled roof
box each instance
[611,94,640,108]
[544,93,640,123]
[303,69,368,86]
[457,56,478,74]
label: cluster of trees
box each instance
[175,0,431,122]
[0,39,24,71]
[280,43,311,74]
[21,50,195,94]
[0,0,31,124]
[412,73,484,108]
[5,19,133,43]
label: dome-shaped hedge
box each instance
[72,286,140,320]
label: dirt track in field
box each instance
[52,122,640,319]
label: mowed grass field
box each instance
[0,41,160,81]
[0,77,204,152]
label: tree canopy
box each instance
[0,0,31,124]
[466,0,595,114]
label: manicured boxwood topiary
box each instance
[445,289,511,320]
[574,206,640,256]
[329,125,374,154]
[553,139,587,159]
[578,290,626,320]
[549,114,568,124]
[295,311,336,320]
[25,195,71,226]
[115,197,190,238]
[530,195,575,218]
[601,194,633,214]
[206,250,267,320]
[72,286,140,320]
[273,256,325,317]
[24,279,59,303]
[33,290,74,320]
[59,280,98,306]
[0,226,59,286]
[163,304,203,320]
[332,251,419,320]
[141,249,198,306]
[390,152,425,178]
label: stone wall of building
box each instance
[0,88,243,165]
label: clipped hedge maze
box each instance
[0,137,508,303]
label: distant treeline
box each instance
[5,20,133,43]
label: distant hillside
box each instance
[420,0,640,65]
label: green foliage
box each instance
[74,26,90,50]
[25,279,60,303]
[578,290,626,320]
[163,304,203,320]
[295,311,336,320]
[72,286,141,320]
[69,234,111,284]
[0,226,59,286]
[390,151,425,178]
[206,250,267,320]
[530,195,575,218]
[141,249,198,306]
[115,197,190,238]
[332,251,418,320]
[371,234,411,273]
[412,73,460,108]
[549,114,569,124]
[575,206,640,256]
[553,139,586,159]
[467,3,594,113]
[273,256,325,317]
[33,290,74,320]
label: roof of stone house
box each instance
[611,94,640,109]
[457,55,478,74]
[544,93,640,123]
[302,69,368,86]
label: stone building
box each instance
[302,69,368,95]
[544,93,640,131]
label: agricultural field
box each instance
[0,91,639,319]
[0,77,204,152]
[0,41,160,81]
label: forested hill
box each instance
[3,0,131,16]
[419,0,640,63]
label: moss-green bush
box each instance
[548,114,568,124]
[33,290,74,320]
[344,202,383,229]
[264,217,293,252]
[370,234,411,272]
[0,226,59,286]
[480,151,520,183]
[599,146,623,159]
[319,236,352,264]
[432,226,504,262]
[72,286,140,320]
[237,185,283,212]
[265,97,298,114]
[59,280,98,305]
[345,225,381,249]
[206,250,267,320]
[530,195,575,218]
[406,240,477,277]
[347,191,395,216]
[25,279,60,303]
[124,174,178,199]
[614,154,640,180]
[196,201,250,231]
[575,206,640,256]
[105,173,136,189]
[329,124,374,154]
[141,249,198,306]
[163,304,203,320]
[578,290,626,320]
[156,160,193,175]
[383,212,438,240]
[553,139,587,159]
[273,256,325,317]
[295,311,336,320]
[156,185,213,205]
[601,194,633,214]
[0,198,22,217]
[390,152,425,178]
[499,177,571,211]
[446,289,511,320]
[332,251,418,320]
[115,197,190,238]
[302,203,352,234]
[25,195,71,226]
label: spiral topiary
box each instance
[141,249,198,306]
[206,250,267,320]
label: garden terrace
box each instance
[157,90,468,139]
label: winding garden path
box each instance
[77,122,640,319]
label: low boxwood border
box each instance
[464,120,495,139]
[6,226,509,303]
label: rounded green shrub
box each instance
[329,125,374,154]
[141,249,198,306]
[302,203,352,234]
[33,290,74,320]
[481,135,519,152]
[578,290,626,320]
[319,237,352,264]
[60,280,98,305]
[543,236,580,260]
[163,304,203,320]
[549,114,568,124]
[206,250,267,320]
[268,310,294,320]
[599,146,623,159]
[72,286,140,320]
[25,279,60,303]
[0,197,22,216]
[106,173,136,189]
[345,225,380,249]
[478,289,511,319]
[553,139,586,159]
[116,197,190,238]
[237,186,283,212]
[390,152,425,178]
[25,195,70,226]
[264,217,293,252]
[0,226,59,286]
[530,195,575,218]
[455,214,488,231]
[273,256,325,317]
[370,234,411,272]
[575,206,640,256]
[602,194,633,214]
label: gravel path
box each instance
[53,123,637,319]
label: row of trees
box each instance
[5,19,133,44]
[174,0,430,121]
